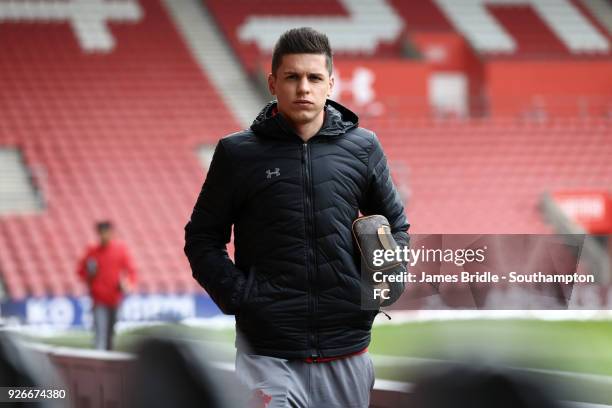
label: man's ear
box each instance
[328,75,335,97]
[267,73,276,96]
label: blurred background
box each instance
[0,0,611,406]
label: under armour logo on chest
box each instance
[266,168,280,179]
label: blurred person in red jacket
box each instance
[77,221,137,350]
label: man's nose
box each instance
[297,76,310,94]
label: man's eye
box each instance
[286,75,297,80]
[310,76,322,82]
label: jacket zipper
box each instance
[302,142,319,360]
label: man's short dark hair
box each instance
[271,27,333,76]
[96,221,113,233]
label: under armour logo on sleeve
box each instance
[266,168,280,179]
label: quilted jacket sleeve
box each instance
[361,134,410,247]
[360,134,410,306]
[184,140,247,315]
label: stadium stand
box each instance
[0,0,239,299]
[0,0,611,301]
[433,0,610,54]
[206,0,406,73]
[206,0,612,115]
[207,0,612,69]
[364,117,612,234]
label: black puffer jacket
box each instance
[184,100,409,359]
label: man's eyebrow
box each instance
[281,70,325,76]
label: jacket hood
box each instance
[250,99,359,140]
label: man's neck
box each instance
[292,111,326,143]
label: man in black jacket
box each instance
[185,27,409,408]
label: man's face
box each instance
[98,228,112,246]
[268,53,334,128]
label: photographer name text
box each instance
[372,271,594,284]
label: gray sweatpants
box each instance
[92,304,117,350]
[235,351,375,408]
